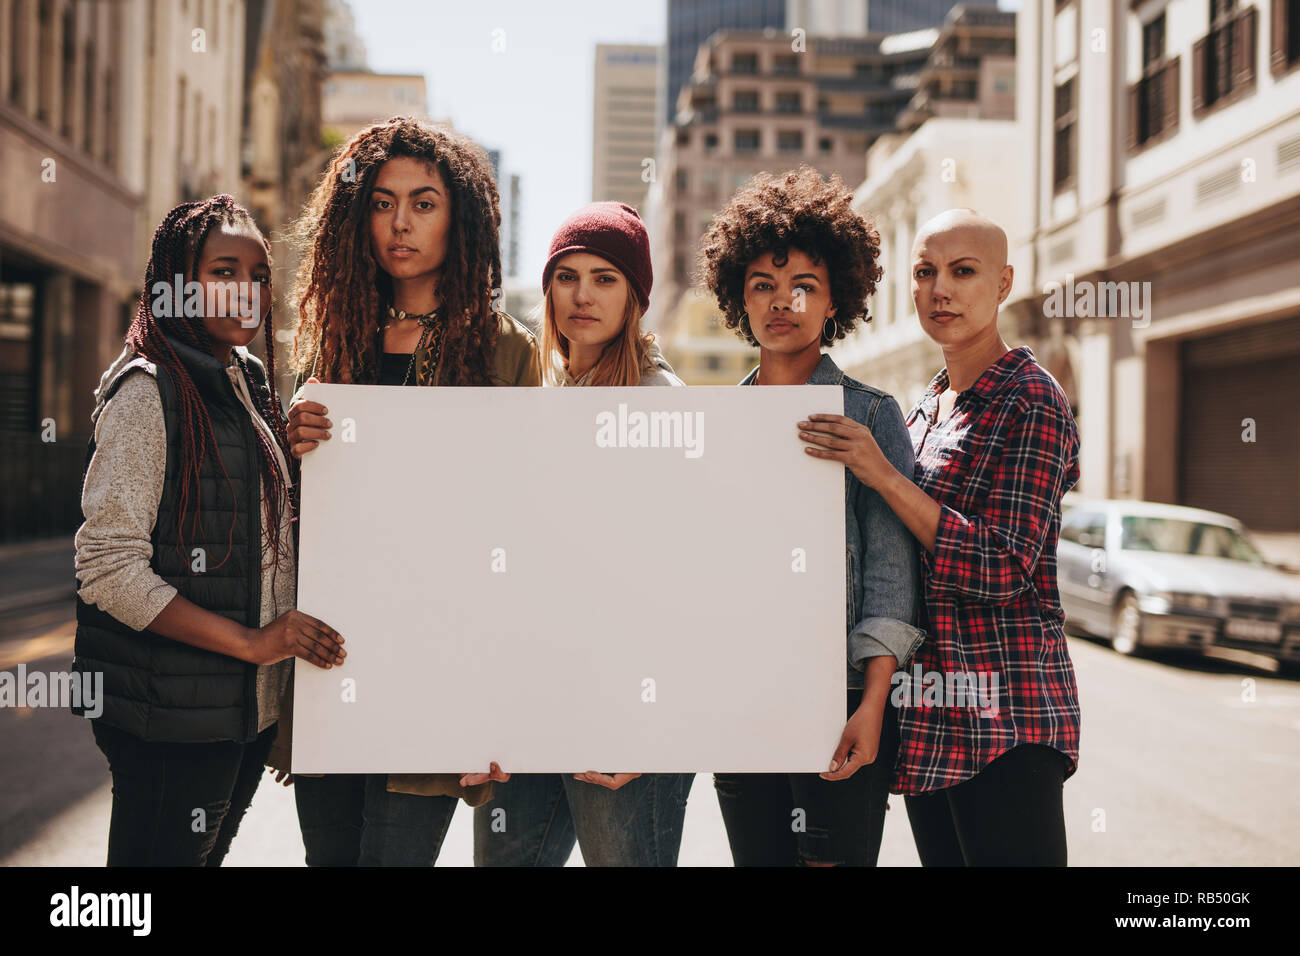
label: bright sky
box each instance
[348,0,666,287]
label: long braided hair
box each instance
[125,195,297,575]
[290,116,503,385]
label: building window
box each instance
[733,129,760,153]
[777,130,803,153]
[704,132,718,150]
[177,74,187,171]
[699,167,719,198]
[59,5,74,137]
[704,354,722,371]
[775,90,801,113]
[1270,0,1300,75]
[1053,78,1077,192]
[677,129,690,146]
[732,89,759,112]
[732,52,758,74]
[0,279,40,433]
[103,68,115,168]
[674,210,687,239]
[1128,13,1180,150]
[1193,0,1257,115]
[82,40,96,154]
[818,136,833,154]
[9,0,23,105]
[773,54,799,75]
[675,168,689,192]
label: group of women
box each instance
[72,115,1081,868]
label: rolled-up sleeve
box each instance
[74,373,177,631]
[924,401,1077,605]
[849,395,925,669]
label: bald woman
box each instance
[797,209,1082,866]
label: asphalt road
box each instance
[2,599,1297,866]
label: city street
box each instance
[3,587,1297,866]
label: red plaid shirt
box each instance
[893,347,1081,794]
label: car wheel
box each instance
[1112,592,1143,656]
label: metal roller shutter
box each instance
[1178,315,1300,532]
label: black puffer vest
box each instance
[73,337,278,743]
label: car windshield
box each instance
[1119,516,1265,563]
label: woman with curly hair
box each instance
[283,116,539,866]
[72,195,345,866]
[697,166,924,866]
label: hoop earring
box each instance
[823,316,836,342]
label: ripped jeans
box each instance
[712,689,898,866]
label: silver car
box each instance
[1056,499,1300,666]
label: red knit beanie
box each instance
[543,202,653,311]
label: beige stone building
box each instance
[827,5,1021,399]
[834,116,1029,405]
[660,290,760,385]
[645,27,934,380]
[1009,0,1300,552]
[322,69,427,145]
[1,0,249,540]
[896,4,1015,131]
[0,0,326,541]
[592,44,659,210]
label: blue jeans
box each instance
[713,690,898,866]
[473,772,694,866]
[293,773,458,866]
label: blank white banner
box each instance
[292,383,846,774]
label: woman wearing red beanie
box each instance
[536,201,683,387]
[470,202,693,866]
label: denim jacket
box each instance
[741,353,925,687]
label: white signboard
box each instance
[292,384,846,773]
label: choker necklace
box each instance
[382,304,442,329]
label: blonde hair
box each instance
[539,276,657,387]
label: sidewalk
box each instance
[0,536,76,615]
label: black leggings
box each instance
[713,691,898,867]
[92,720,275,867]
[903,744,1069,866]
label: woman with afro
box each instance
[697,166,924,866]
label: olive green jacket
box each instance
[271,312,540,807]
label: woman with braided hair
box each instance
[72,195,346,866]
[284,116,539,866]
